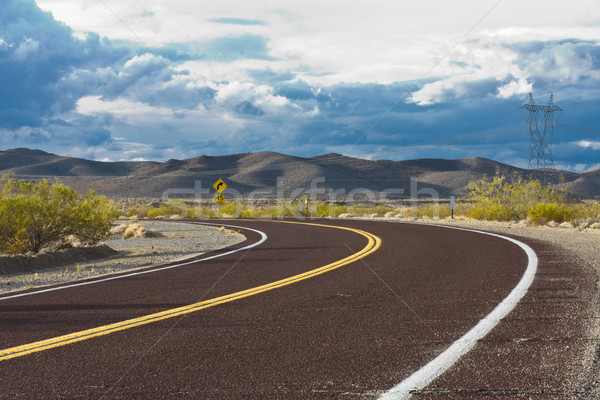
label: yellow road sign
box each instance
[213,178,227,193]
[215,194,225,205]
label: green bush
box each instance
[125,204,153,218]
[146,201,189,219]
[527,203,572,225]
[417,203,452,219]
[219,201,246,217]
[313,202,348,217]
[466,173,572,223]
[348,204,396,217]
[0,175,119,254]
[568,201,600,221]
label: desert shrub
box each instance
[125,204,153,218]
[258,202,301,218]
[328,204,349,218]
[146,202,186,219]
[568,201,600,221]
[468,202,513,221]
[348,204,396,217]
[123,225,137,239]
[466,173,572,223]
[182,206,196,219]
[0,175,118,254]
[417,203,452,219]
[74,190,121,244]
[219,201,246,217]
[527,203,572,225]
[240,207,262,218]
[313,202,348,218]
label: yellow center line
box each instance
[0,221,381,362]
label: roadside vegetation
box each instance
[465,173,572,223]
[464,173,599,226]
[119,173,600,228]
[0,175,119,255]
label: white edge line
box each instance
[379,224,538,400]
[0,222,268,301]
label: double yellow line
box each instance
[0,222,381,362]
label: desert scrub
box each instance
[417,203,452,219]
[219,201,247,217]
[146,202,186,219]
[348,204,396,217]
[0,174,119,254]
[121,223,148,239]
[527,202,572,225]
[124,204,154,219]
[568,200,600,222]
[465,173,573,224]
[240,207,263,218]
[238,202,302,218]
[314,202,348,218]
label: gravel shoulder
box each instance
[0,220,246,295]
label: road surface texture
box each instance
[0,219,594,399]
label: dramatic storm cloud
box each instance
[1,0,599,170]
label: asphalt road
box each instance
[0,219,593,399]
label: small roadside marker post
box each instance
[450,196,455,219]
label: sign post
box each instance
[450,196,455,219]
[213,179,227,218]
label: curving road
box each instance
[0,219,592,399]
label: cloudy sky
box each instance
[1,0,599,171]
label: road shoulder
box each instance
[0,220,246,295]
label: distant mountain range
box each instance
[1,148,599,199]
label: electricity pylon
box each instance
[519,93,562,170]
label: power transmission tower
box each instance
[519,93,562,170]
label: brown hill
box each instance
[564,170,600,198]
[0,148,157,177]
[1,148,598,199]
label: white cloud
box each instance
[408,38,537,105]
[216,81,287,105]
[36,0,600,89]
[64,139,155,162]
[523,42,600,85]
[478,25,600,44]
[71,95,256,155]
[409,80,453,106]
[211,81,321,116]
[76,96,175,120]
[554,161,600,172]
[26,0,600,169]
[496,78,532,99]
[124,52,163,68]
[36,0,272,45]
[576,140,600,150]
